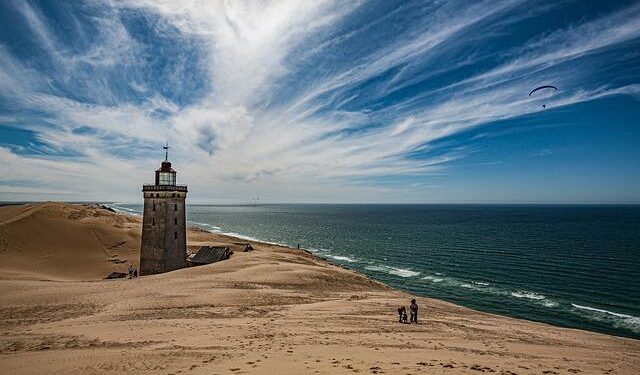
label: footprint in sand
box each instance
[416,362,434,367]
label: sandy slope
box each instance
[0,202,638,375]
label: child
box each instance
[397,306,408,323]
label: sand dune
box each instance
[0,202,638,374]
[0,202,141,280]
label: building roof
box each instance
[156,161,176,173]
[189,246,232,265]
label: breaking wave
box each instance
[510,291,547,300]
[365,265,420,277]
[328,255,359,263]
[421,275,444,282]
[571,304,640,333]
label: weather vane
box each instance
[163,141,170,161]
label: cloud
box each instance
[1,0,639,202]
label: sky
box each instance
[1,0,639,204]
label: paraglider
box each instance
[529,85,558,108]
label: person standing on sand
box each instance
[398,306,407,323]
[409,299,418,323]
[128,264,134,279]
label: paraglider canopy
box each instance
[529,85,558,96]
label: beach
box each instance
[0,202,639,375]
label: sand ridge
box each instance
[0,202,638,374]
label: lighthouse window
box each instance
[155,193,159,198]
[152,203,155,211]
[172,193,176,198]
[174,203,177,211]
[174,231,177,239]
[152,218,155,226]
[174,217,177,225]
[159,172,176,185]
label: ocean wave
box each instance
[421,275,444,283]
[191,222,222,231]
[388,267,420,277]
[108,204,141,216]
[421,276,562,310]
[365,265,387,272]
[571,304,636,319]
[472,281,490,286]
[510,291,547,300]
[364,265,420,278]
[306,247,333,253]
[328,255,359,263]
[220,231,289,247]
[571,304,640,332]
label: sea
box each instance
[111,203,640,340]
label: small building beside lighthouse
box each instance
[140,146,188,275]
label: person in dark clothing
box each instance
[409,299,418,323]
[133,268,138,278]
[397,306,407,323]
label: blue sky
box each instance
[1,0,639,203]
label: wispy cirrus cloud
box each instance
[1,0,639,202]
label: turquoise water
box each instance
[113,203,640,339]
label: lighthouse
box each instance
[140,144,188,275]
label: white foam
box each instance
[543,301,558,308]
[365,265,387,272]
[571,304,640,332]
[571,304,635,319]
[472,281,490,286]
[220,231,289,247]
[328,255,358,263]
[510,291,546,300]
[388,267,420,278]
[108,204,141,216]
[421,275,444,283]
[364,265,420,277]
[191,222,222,230]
